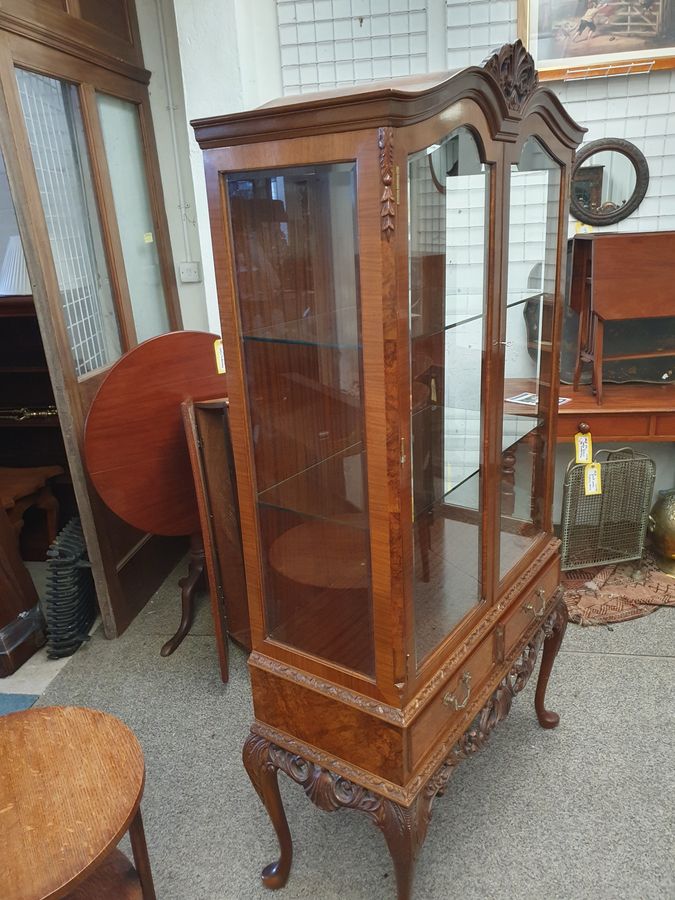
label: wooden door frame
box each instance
[0,19,183,636]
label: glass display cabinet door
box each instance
[226,163,375,676]
[499,136,561,580]
[408,127,489,666]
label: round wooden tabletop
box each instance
[84,331,226,537]
[0,706,145,900]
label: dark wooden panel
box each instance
[116,533,187,635]
[183,398,251,657]
[78,0,131,42]
[0,0,147,81]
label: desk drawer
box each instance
[655,414,675,439]
[502,560,559,658]
[409,632,493,769]
[558,413,651,442]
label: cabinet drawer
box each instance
[409,633,493,769]
[502,560,559,658]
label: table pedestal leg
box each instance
[161,532,206,657]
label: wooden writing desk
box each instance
[557,382,675,443]
[570,232,675,403]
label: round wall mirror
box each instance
[570,138,649,226]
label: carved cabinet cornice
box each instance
[195,42,584,899]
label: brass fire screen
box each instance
[560,449,656,571]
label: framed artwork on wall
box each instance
[518,0,675,80]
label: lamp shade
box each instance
[0,234,30,295]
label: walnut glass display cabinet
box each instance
[194,42,584,899]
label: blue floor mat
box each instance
[0,694,39,715]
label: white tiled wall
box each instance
[446,0,515,69]
[276,0,675,231]
[443,0,675,233]
[277,0,428,93]
[556,72,675,233]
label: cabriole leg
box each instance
[373,796,427,900]
[242,732,293,889]
[535,594,568,728]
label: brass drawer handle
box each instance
[524,587,547,618]
[443,672,472,710]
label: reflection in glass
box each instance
[573,150,636,216]
[15,69,121,375]
[97,94,169,342]
[0,154,30,296]
[409,127,488,665]
[500,137,561,579]
[227,164,374,675]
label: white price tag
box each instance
[584,462,602,496]
[574,431,592,464]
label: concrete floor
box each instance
[37,558,675,900]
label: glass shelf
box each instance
[410,309,484,342]
[242,305,361,350]
[257,443,368,528]
[412,407,539,521]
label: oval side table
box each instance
[0,706,156,900]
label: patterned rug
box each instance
[562,551,675,626]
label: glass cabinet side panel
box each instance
[226,163,375,676]
[408,128,488,666]
[499,137,561,580]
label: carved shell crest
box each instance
[483,40,539,115]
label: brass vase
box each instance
[648,488,675,577]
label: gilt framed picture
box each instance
[518,0,675,79]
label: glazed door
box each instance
[0,15,183,636]
[224,162,377,677]
[497,134,563,583]
[406,123,493,670]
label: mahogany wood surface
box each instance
[84,331,226,537]
[570,232,675,402]
[198,42,581,897]
[0,706,155,900]
[192,60,585,149]
[590,231,675,321]
[557,382,675,443]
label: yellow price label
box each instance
[214,338,226,374]
[574,431,592,464]
[584,462,602,496]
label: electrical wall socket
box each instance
[179,261,202,283]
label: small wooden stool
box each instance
[0,706,156,899]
